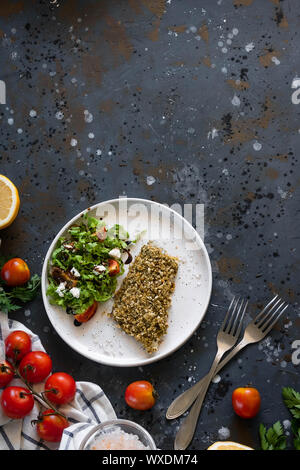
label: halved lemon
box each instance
[207,441,253,450]
[0,175,20,229]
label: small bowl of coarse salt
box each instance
[78,419,157,450]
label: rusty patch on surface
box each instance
[103,15,134,63]
[0,1,24,16]
[202,56,212,68]
[148,17,161,41]
[132,154,173,187]
[274,7,289,28]
[198,22,209,42]
[227,79,250,91]
[81,53,105,89]
[141,0,166,18]
[221,97,278,145]
[217,256,244,283]
[259,49,281,68]
[128,0,143,14]
[233,0,254,6]
[265,167,279,180]
[169,25,187,33]
[100,99,115,115]
[267,283,296,302]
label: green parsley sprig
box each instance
[259,421,287,450]
[259,387,300,451]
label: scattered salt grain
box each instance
[146,175,156,186]
[218,426,230,440]
[212,374,221,384]
[84,110,93,123]
[55,111,64,120]
[231,94,240,106]
[253,141,262,151]
[245,42,255,52]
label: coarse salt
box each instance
[90,428,150,450]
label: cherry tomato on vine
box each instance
[5,330,32,362]
[45,372,76,405]
[0,360,14,388]
[125,381,156,411]
[108,259,120,277]
[1,258,30,287]
[36,409,69,442]
[19,351,52,384]
[232,386,261,419]
[1,386,34,419]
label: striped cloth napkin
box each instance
[0,312,116,450]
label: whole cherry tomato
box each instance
[1,386,34,419]
[108,259,120,277]
[5,330,32,362]
[74,301,98,324]
[36,409,69,442]
[232,387,261,419]
[0,360,14,388]
[125,380,156,411]
[19,351,52,384]
[45,372,76,405]
[1,258,30,286]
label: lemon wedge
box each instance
[207,441,253,450]
[0,175,20,229]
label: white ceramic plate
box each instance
[42,198,212,367]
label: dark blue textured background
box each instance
[0,0,299,450]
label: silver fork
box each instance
[174,297,247,450]
[167,295,288,421]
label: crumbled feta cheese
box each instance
[56,282,66,297]
[69,287,80,298]
[108,248,121,259]
[93,265,106,275]
[64,243,74,251]
[70,267,80,277]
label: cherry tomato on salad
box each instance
[36,409,69,442]
[74,301,98,324]
[108,259,120,277]
[19,351,52,384]
[45,372,76,405]
[125,381,156,411]
[1,386,34,419]
[232,386,261,419]
[5,330,32,362]
[0,360,14,388]
[1,258,30,287]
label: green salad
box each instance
[47,214,134,320]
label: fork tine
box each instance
[220,296,236,331]
[254,295,281,326]
[263,305,288,335]
[230,298,245,335]
[233,300,248,337]
[261,303,289,333]
[256,296,283,328]
[258,300,286,330]
[224,297,241,334]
